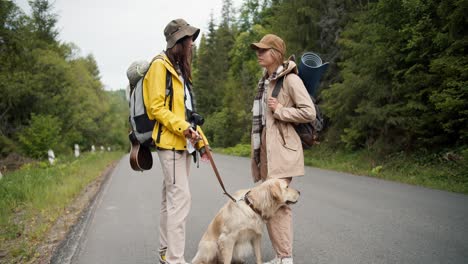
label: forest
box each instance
[1,0,467,166]
[194,0,467,157]
[0,0,128,164]
[0,0,466,262]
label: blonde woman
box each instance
[250,34,316,264]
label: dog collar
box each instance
[243,191,264,219]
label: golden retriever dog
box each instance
[192,179,300,264]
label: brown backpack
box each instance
[271,75,324,149]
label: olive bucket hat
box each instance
[164,18,200,49]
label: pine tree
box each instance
[322,0,468,151]
[29,0,59,45]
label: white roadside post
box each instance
[74,144,80,158]
[107,146,111,152]
[91,145,96,152]
[48,149,56,165]
[100,145,104,152]
[0,170,3,180]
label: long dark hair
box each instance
[166,36,193,81]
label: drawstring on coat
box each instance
[173,149,176,184]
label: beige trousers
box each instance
[266,203,293,258]
[260,129,294,258]
[157,150,192,264]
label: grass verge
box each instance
[216,143,468,194]
[0,151,123,263]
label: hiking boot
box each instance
[264,257,293,264]
[158,247,167,264]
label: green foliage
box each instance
[18,114,62,159]
[5,0,460,162]
[99,90,130,149]
[193,0,335,148]
[194,8,236,116]
[194,20,267,147]
[0,1,128,160]
[0,135,17,157]
[322,0,468,151]
[203,108,251,147]
[0,151,122,262]
[29,0,59,44]
[238,0,263,31]
[226,24,268,109]
[263,0,322,56]
[216,143,251,157]
[192,0,466,164]
[300,143,468,194]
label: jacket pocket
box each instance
[278,122,298,151]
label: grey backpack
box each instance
[127,56,172,147]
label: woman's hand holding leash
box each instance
[184,127,209,163]
[184,127,200,143]
[200,152,209,162]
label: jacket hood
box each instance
[274,59,298,80]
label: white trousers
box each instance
[157,150,192,264]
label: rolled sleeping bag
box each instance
[126,60,150,88]
[298,52,329,97]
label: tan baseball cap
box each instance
[164,18,200,49]
[251,34,286,55]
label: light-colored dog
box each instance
[192,179,300,264]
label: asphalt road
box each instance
[66,153,468,264]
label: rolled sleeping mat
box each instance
[298,52,329,97]
[126,60,150,88]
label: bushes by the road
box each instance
[215,143,251,157]
[218,143,468,194]
[17,114,62,159]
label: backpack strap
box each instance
[271,76,285,98]
[166,69,173,111]
[270,76,286,143]
[150,54,173,109]
[156,69,173,145]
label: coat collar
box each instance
[264,60,299,81]
[276,60,298,79]
[155,52,184,84]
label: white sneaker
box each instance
[264,258,280,264]
[264,257,293,264]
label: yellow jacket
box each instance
[143,53,208,151]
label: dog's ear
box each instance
[270,181,283,202]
